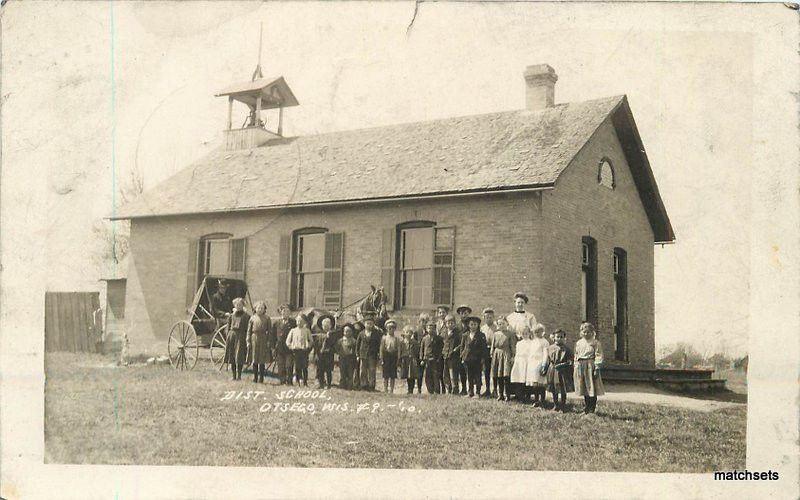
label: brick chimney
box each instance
[524,64,558,110]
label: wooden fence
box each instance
[45,292,101,352]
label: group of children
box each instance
[223,293,605,414]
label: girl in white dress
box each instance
[525,323,551,407]
[509,326,532,402]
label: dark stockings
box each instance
[583,395,598,413]
[252,363,265,382]
[551,390,567,410]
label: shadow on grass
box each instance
[667,389,747,404]
[607,383,747,404]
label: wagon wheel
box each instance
[210,325,229,371]
[168,320,199,370]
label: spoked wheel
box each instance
[210,325,228,371]
[167,320,199,370]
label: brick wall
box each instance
[537,118,656,368]
[125,192,543,356]
[125,118,658,366]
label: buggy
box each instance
[167,276,253,370]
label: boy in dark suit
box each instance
[356,312,382,390]
[419,321,443,394]
[460,316,488,397]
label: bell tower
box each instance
[215,24,299,150]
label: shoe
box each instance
[468,392,475,398]
[496,394,504,401]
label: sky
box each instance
[4,1,766,356]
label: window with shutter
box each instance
[399,226,433,308]
[186,240,200,308]
[393,222,455,310]
[292,228,328,309]
[433,226,455,307]
[322,232,344,309]
[277,234,292,307]
[228,238,247,281]
[198,233,234,281]
[381,227,397,311]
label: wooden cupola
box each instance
[214,26,299,150]
[215,76,299,150]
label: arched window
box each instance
[186,232,247,306]
[598,158,615,189]
[201,233,233,276]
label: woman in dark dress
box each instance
[224,297,250,380]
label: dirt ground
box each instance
[589,383,746,412]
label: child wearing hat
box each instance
[285,313,313,386]
[380,319,401,393]
[546,328,574,411]
[399,325,422,394]
[419,321,443,394]
[336,324,358,390]
[460,316,488,397]
[456,305,472,331]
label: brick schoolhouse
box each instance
[113,64,674,368]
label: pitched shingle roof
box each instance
[113,94,674,242]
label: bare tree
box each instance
[93,167,144,266]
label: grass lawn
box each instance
[44,352,746,471]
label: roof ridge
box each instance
[274,94,626,144]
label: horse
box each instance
[357,285,389,329]
[298,285,389,334]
